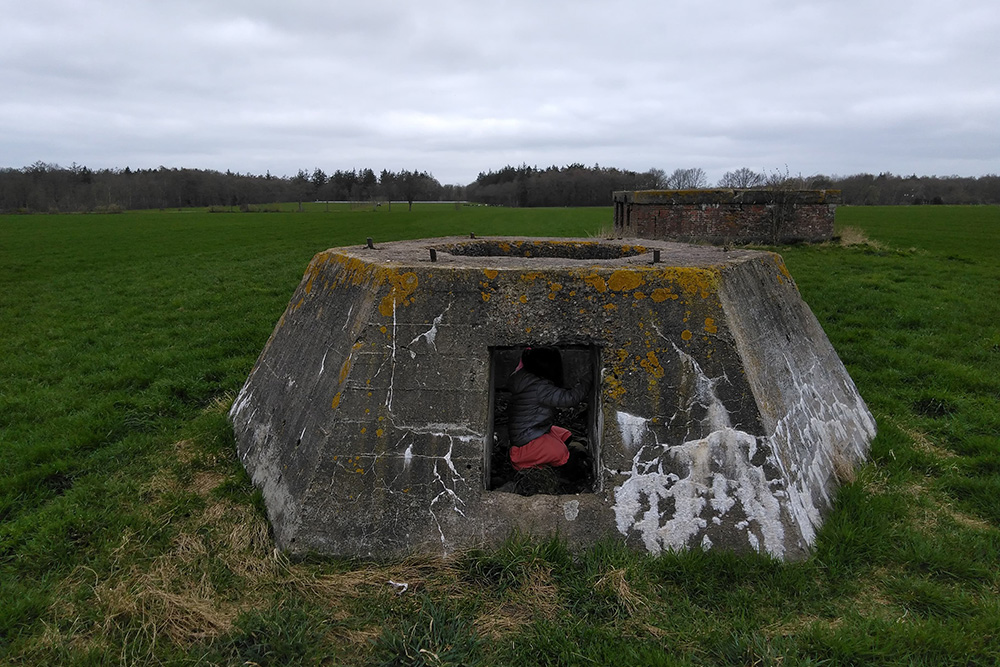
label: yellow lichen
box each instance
[300,252,334,295]
[640,351,664,379]
[652,288,679,302]
[654,267,720,299]
[378,271,419,317]
[704,317,718,334]
[331,392,341,409]
[773,255,794,284]
[681,330,693,341]
[608,270,644,292]
[584,273,607,293]
[483,268,499,280]
[605,373,625,400]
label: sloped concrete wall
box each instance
[230,237,874,560]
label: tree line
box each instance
[2,161,999,213]
[0,163,462,214]
[469,165,1000,207]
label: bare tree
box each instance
[642,167,667,189]
[664,167,707,189]
[718,167,764,188]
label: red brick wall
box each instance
[613,190,839,244]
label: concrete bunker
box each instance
[230,237,876,560]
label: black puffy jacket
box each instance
[506,370,592,447]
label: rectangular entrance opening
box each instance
[485,344,602,495]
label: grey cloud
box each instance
[2,0,998,185]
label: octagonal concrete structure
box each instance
[230,237,876,560]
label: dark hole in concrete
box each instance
[485,345,601,495]
[437,240,645,260]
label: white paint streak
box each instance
[389,421,482,554]
[616,412,648,451]
[442,440,458,476]
[385,300,397,411]
[673,341,730,431]
[393,422,482,440]
[756,348,878,550]
[408,306,449,359]
[230,386,254,419]
[429,460,468,550]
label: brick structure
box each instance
[613,189,840,245]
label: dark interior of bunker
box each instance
[486,345,601,496]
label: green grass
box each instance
[1,203,998,665]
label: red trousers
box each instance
[510,425,571,471]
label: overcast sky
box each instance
[3,0,998,185]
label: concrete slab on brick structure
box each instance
[230,236,875,560]
[613,189,840,244]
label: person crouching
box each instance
[506,347,592,471]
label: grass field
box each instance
[1,203,998,665]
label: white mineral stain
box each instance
[230,386,253,419]
[563,500,580,521]
[389,421,482,554]
[616,411,648,451]
[612,336,876,559]
[409,308,448,359]
[612,346,787,557]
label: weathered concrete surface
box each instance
[230,237,875,560]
